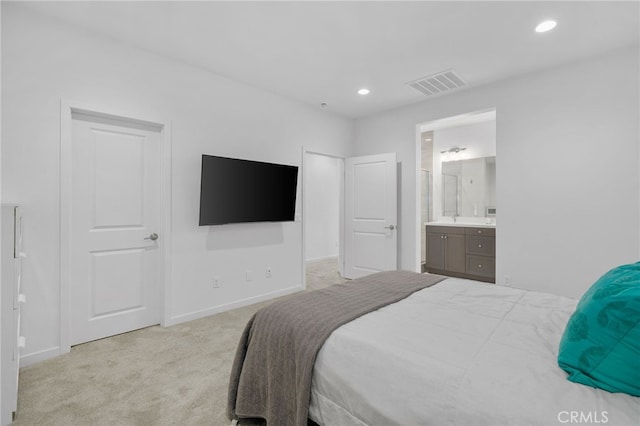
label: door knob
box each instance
[384,225,395,230]
[145,233,159,241]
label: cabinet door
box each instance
[445,233,466,273]
[426,233,445,270]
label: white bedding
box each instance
[308,278,640,426]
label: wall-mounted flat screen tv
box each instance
[199,154,299,226]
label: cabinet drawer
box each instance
[465,227,495,237]
[426,225,465,235]
[466,236,495,256]
[466,255,495,278]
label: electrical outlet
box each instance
[266,267,272,278]
[212,276,220,288]
[504,276,512,286]
[246,270,253,281]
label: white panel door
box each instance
[344,153,397,279]
[70,114,162,345]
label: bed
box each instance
[228,270,640,426]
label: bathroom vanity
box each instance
[425,224,495,283]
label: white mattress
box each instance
[308,278,640,426]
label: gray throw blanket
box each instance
[227,270,445,426]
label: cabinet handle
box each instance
[478,244,482,248]
[478,264,483,268]
[444,235,448,239]
[478,230,482,234]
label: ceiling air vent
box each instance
[406,69,466,97]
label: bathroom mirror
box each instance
[442,156,495,217]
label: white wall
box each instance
[355,47,639,298]
[1,5,354,364]
[304,154,341,262]
[434,120,496,160]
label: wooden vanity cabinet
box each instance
[426,225,495,283]
[425,226,466,274]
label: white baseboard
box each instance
[164,285,303,327]
[20,346,62,367]
[21,287,303,366]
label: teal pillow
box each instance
[558,262,640,396]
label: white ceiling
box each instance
[19,1,640,118]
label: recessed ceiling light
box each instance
[535,20,557,33]
[357,88,370,95]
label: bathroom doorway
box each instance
[415,109,497,272]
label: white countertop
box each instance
[425,221,496,228]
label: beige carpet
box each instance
[15,258,345,426]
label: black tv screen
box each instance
[199,155,299,226]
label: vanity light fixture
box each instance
[535,20,557,33]
[357,88,370,95]
[440,147,466,154]
[440,147,467,161]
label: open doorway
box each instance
[303,151,346,290]
[416,109,496,276]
